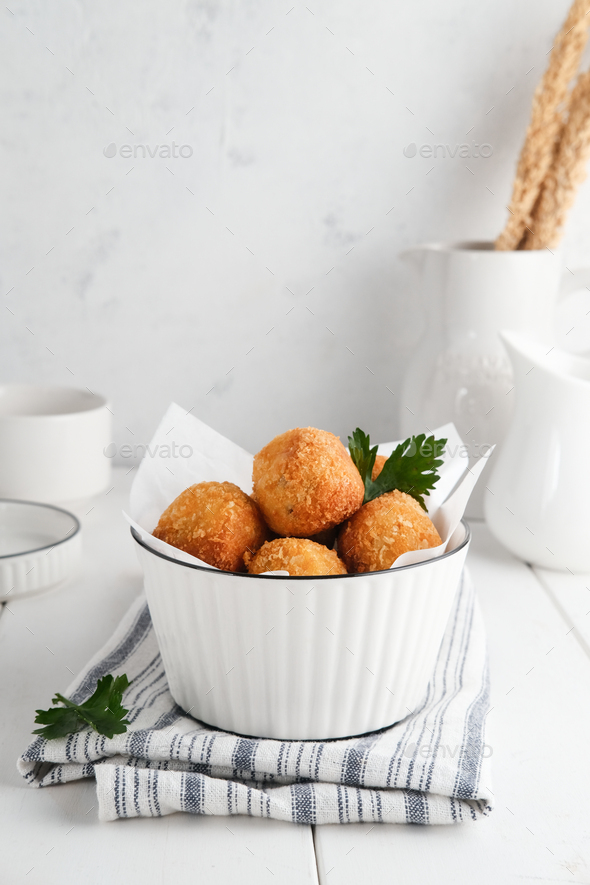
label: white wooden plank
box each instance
[0,468,318,885]
[313,522,590,884]
[533,565,590,659]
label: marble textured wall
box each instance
[2,0,590,459]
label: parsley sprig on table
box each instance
[33,674,131,740]
[348,428,447,510]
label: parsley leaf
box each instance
[348,428,447,510]
[348,428,378,487]
[33,674,131,740]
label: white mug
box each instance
[0,385,112,502]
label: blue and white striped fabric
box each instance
[18,570,493,824]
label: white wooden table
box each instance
[1,466,589,884]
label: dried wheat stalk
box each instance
[495,0,590,251]
[522,69,590,248]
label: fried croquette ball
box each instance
[252,427,365,537]
[338,490,441,573]
[153,481,269,572]
[244,537,347,576]
[372,454,387,480]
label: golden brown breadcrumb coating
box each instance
[252,427,365,537]
[338,490,441,573]
[371,454,387,480]
[245,537,347,576]
[153,481,269,572]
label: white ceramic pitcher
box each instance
[399,241,590,517]
[484,331,590,571]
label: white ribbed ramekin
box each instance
[0,500,81,601]
[133,523,470,741]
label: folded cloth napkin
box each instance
[18,569,493,825]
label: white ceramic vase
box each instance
[399,241,590,518]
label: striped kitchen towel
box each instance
[17,569,493,824]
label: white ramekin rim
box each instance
[0,499,81,560]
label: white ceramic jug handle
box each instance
[557,266,590,301]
